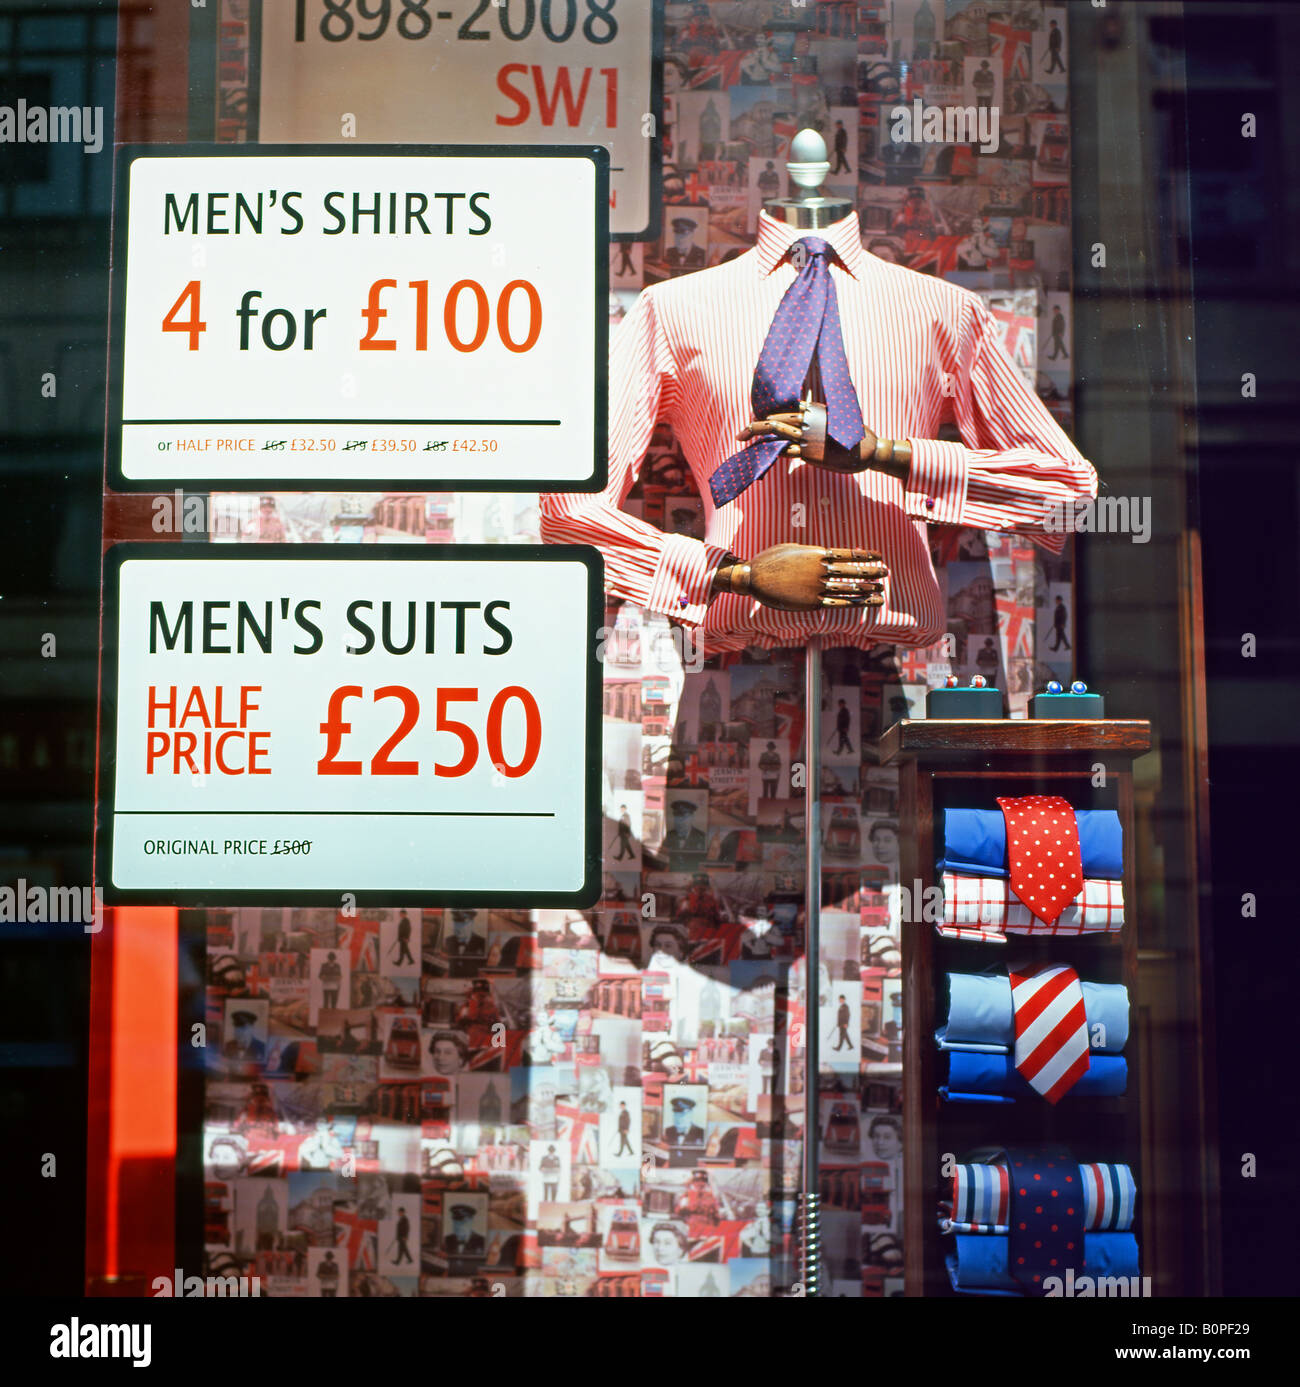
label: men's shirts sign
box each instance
[255,0,662,239]
[107,145,607,490]
[96,546,602,906]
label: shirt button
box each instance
[818,496,831,507]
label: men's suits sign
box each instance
[108,145,607,490]
[254,0,662,239]
[96,546,602,905]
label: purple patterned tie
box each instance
[709,236,866,507]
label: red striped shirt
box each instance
[540,211,1097,654]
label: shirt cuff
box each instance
[646,534,731,626]
[904,439,969,526]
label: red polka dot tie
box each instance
[996,794,1085,926]
[709,237,866,507]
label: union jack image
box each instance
[688,921,748,966]
[688,1219,748,1263]
[773,696,804,764]
[905,235,967,279]
[989,20,1032,81]
[555,1102,600,1163]
[987,303,1037,383]
[338,915,380,972]
[333,1207,378,1270]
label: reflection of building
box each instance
[373,493,425,536]
[731,676,787,736]
[948,575,995,629]
[375,1082,420,1123]
[731,100,777,151]
[591,1273,640,1297]
[699,99,722,159]
[815,0,856,38]
[699,677,722,731]
[731,977,777,1027]
[425,494,455,543]
[820,1166,861,1210]
[698,979,722,1025]
[479,1081,503,1127]
[913,0,936,59]
[1032,185,1071,225]
[591,977,641,1018]
[946,2,989,50]
[603,680,640,720]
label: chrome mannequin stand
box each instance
[799,635,824,1296]
[763,127,848,1300]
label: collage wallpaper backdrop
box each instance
[200,0,1078,1296]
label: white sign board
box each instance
[255,0,662,239]
[108,145,606,490]
[97,546,602,905]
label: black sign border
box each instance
[245,0,664,243]
[94,542,604,909]
[105,142,609,494]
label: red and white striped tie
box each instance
[1009,963,1091,1104]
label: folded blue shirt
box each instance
[938,971,1129,1054]
[939,808,1123,880]
[940,1049,1128,1103]
[947,1231,1140,1295]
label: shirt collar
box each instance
[754,209,865,280]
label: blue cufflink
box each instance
[1046,680,1063,695]
[1071,679,1088,694]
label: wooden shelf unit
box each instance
[879,718,1153,1297]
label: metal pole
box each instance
[801,636,823,1296]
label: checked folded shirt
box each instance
[939,871,1124,942]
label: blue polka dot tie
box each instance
[709,236,866,508]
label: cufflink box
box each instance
[925,686,1003,719]
[1031,691,1105,719]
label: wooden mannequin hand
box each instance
[713,544,888,612]
[736,407,910,481]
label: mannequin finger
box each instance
[821,574,881,590]
[823,547,883,563]
[738,421,801,443]
[822,594,884,608]
[820,585,884,602]
[823,561,888,580]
